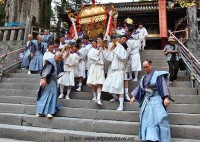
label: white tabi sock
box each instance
[111,94,118,99]
[92,92,97,99]
[119,98,124,108]
[78,83,82,88]
[60,85,64,93]
[67,89,71,95]
[97,92,101,101]
[134,71,138,80]
[125,88,129,94]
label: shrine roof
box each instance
[103,1,184,12]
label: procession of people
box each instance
[19,18,175,141]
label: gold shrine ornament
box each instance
[124,17,133,25]
[78,5,107,25]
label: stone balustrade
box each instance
[0,27,25,41]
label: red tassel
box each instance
[92,0,95,4]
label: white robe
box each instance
[43,51,54,66]
[127,39,142,71]
[117,28,125,35]
[83,44,92,70]
[103,42,113,75]
[58,53,80,86]
[77,46,90,78]
[87,48,105,85]
[102,43,128,94]
[136,27,148,47]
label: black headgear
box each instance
[121,42,128,50]
[83,35,89,40]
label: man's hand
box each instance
[41,78,47,87]
[30,53,34,58]
[130,97,135,104]
[164,97,170,107]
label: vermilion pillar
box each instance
[158,0,168,49]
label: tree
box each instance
[173,0,199,58]
[52,0,94,37]
[0,0,5,26]
[4,0,52,28]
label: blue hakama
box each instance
[29,40,44,71]
[37,80,57,115]
[37,58,60,115]
[21,48,31,68]
[131,69,171,142]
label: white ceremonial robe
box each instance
[102,43,128,94]
[77,46,89,78]
[136,27,148,47]
[43,51,54,66]
[124,53,132,81]
[58,53,80,86]
[103,42,114,76]
[83,44,92,70]
[117,28,125,35]
[127,39,142,72]
[87,48,105,86]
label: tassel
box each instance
[92,0,95,5]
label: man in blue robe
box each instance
[21,34,34,71]
[130,60,171,142]
[42,30,54,51]
[36,52,63,118]
[28,35,45,73]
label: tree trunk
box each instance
[187,5,199,57]
[5,0,51,28]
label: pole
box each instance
[158,0,167,49]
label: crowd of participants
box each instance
[20,23,148,111]
[19,23,175,142]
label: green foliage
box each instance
[0,1,5,26]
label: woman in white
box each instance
[102,40,128,111]
[127,27,142,81]
[58,43,80,99]
[87,39,105,105]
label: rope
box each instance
[0,47,24,59]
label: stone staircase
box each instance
[0,50,199,142]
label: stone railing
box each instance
[0,27,26,41]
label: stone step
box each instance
[0,113,200,139]
[0,138,34,142]
[0,124,137,142]
[7,73,40,79]
[0,124,199,142]
[2,78,40,84]
[140,59,167,63]
[139,70,188,76]
[3,74,189,85]
[140,55,165,58]
[0,94,199,105]
[141,50,163,54]
[141,56,166,60]
[13,69,189,78]
[0,96,199,113]
[0,81,193,91]
[0,103,200,126]
[0,86,197,99]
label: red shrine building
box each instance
[107,0,200,49]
